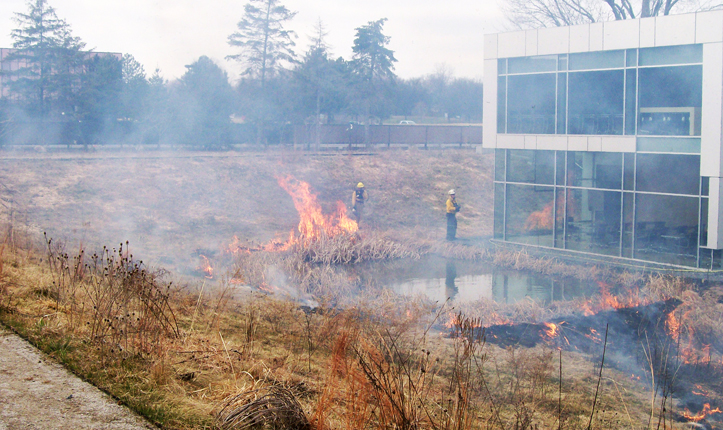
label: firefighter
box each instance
[352,182,369,225]
[446,189,461,241]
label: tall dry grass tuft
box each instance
[216,384,312,430]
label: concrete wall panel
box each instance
[525,30,538,56]
[538,26,569,55]
[587,136,602,151]
[484,33,498,59]
[604,19,639,50]
[524,135,537,149]
[639,17,656,48]
[656,13,696,46]
[498,31,526,58]
[568,136,588,151]
[569,24,590,53]
[497,134,525,149]
[708,177,722,248]
[536,135,567,150]
[483,59,498,148]
[701,43,723,176]
[601,136,635,152]
[589,22,604,51]
[696,10,723,44]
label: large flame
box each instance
[276,175,358,241]
[227,175,358,256]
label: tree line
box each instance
[0,0,483,149]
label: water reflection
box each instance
[378,256,595,305]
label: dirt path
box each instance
[0,326,155,430]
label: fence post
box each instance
[424,126,428,150]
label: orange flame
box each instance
[682,403,722,422]
[198,255,213,279]
[226,176,358,255]
[543,322,559,338]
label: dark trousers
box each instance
[446,213,457,241]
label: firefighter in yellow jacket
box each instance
[446,189,461,241]
[352,182,369,225]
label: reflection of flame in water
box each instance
[227,175,358,255]
[682,403,722,422]
[198,255,213,279]
[523,191,569,232]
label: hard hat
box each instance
[357,182,364,188]
[449,189,455,195]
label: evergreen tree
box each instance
[3,0,85,118]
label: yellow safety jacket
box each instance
[446,197,460,214]
[352,189,368,207]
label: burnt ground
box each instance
[0,326,154,429]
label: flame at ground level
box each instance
[682,403,722,422]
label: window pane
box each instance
[565,189,622,256]
[566,152,622,189]
[636,154,700,195]
[701,177,709,196]
[508,55,557,74]
[568,70,624,135]
[495,149,506,181]
[555,151,566,185]
[637,137,700,153]
[622,192,633,258]
[497,76,507,133]
[505,184,554,247]
[623,153,634,190]
[507,74,556,134]
[639,44,702,66]
[625,69,636,135]
[569,50,624,70]
[626,49,637,67]
[554,187,565,248]
[638,65,702,136]
[700,197,708,248]
[507,150,554,184]
[557,73,567,134]
[558,55,568,71]
[634,194,698,266]
[494,183,505,239]
[498,58,507,75]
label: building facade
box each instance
[483,11,723,268]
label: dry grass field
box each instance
[0,148,722,429]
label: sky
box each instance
[0,0,505,83]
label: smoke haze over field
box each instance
[0,0,501,81]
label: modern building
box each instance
[483,10,723,268]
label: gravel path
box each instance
[0,326,155,430]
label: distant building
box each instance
[0,48,122,100]
[483,10,723,269]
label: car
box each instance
[398,120,417,125]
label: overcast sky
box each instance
[0,0,505,82]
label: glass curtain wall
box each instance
[494,148,705,267]
[497,45,703,138]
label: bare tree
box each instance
[503,0,722,29]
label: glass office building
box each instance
[483,12,723,268]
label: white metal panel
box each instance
[569,24,590,53]
[589,22,604,51]
[484,33,499,59]
[601,136,635,152]
[696,10,723,44]
[639,16,656,48]
[568,136,588,151]
[525,30,538,56]
[708,177,722,248]
[701,43,723,176]
[498,31,527,58]
[587,136,602,151]
[497,134,525,149]
[524,135,537,149]
[603,19,639,50]
[483,59,498,148]
[538,26,569,55]
[656,13,696,46]
[536,135,567,150]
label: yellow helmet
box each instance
[357,182,364,188]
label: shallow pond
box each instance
[359,256,599,305]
